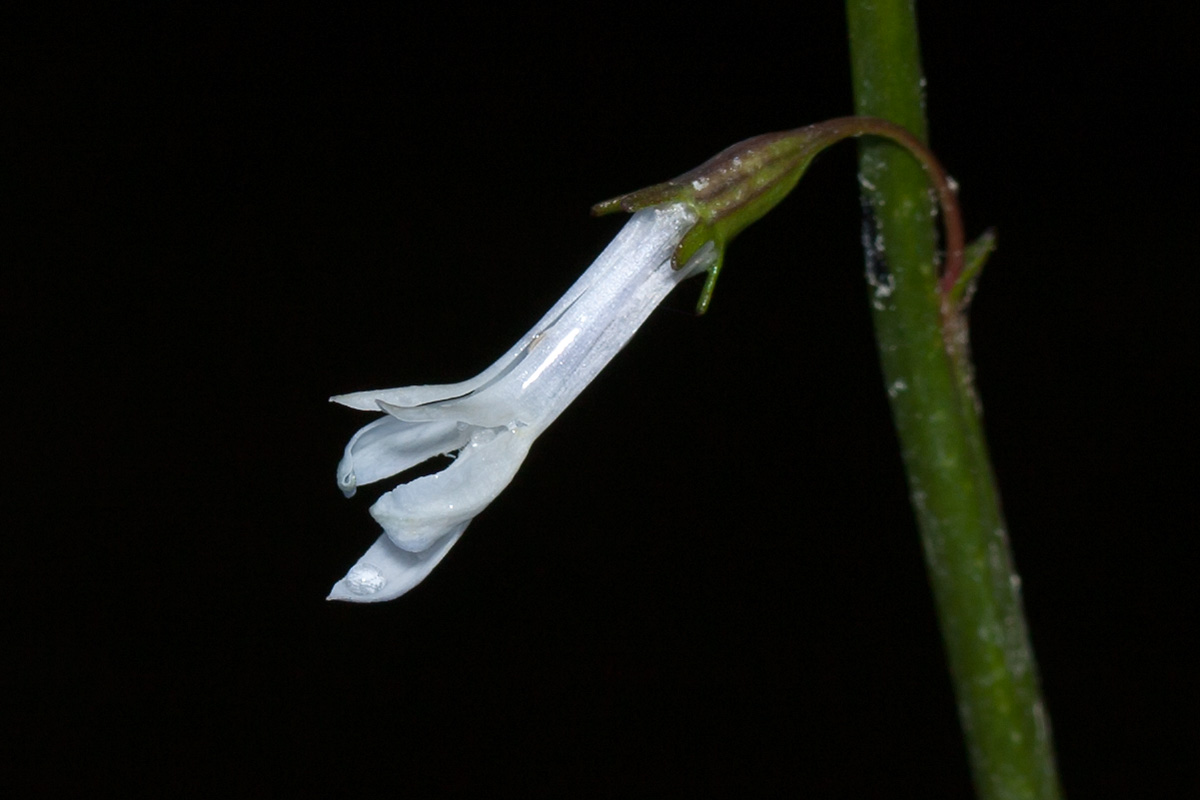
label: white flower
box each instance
[328,203,715,602]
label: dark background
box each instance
[8,4,1194,796]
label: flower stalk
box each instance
[594,117,965,316]
[847,2,1062,798]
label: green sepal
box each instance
[593,122,856,314]
[951,228,997,310]
[695,248,726,316]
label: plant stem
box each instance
[845,3,1062,798]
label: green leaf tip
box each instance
[950,228,997,310]
[594,117,965,315]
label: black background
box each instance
[8,4,1194,796]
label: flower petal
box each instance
[329,283,600,412]
[376,395,523,429]
[329,206,701,416]
[370,425,533,552]
[336,415,471,498]
[500,205,714,427]
[326,522,468,603]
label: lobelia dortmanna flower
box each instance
[327,204,718,602]
[327,118,961,602]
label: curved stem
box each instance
[807,116,965,300]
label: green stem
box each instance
[845,3,1062,798]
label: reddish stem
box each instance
[813,116,965,301]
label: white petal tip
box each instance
[329,392,380,411]
[327,563,388,601]
[327,523,468,604]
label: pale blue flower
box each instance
[328,203,715,602]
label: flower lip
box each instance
[336,415,469,498]
[327,522,469,603]
[368,425,532,553]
